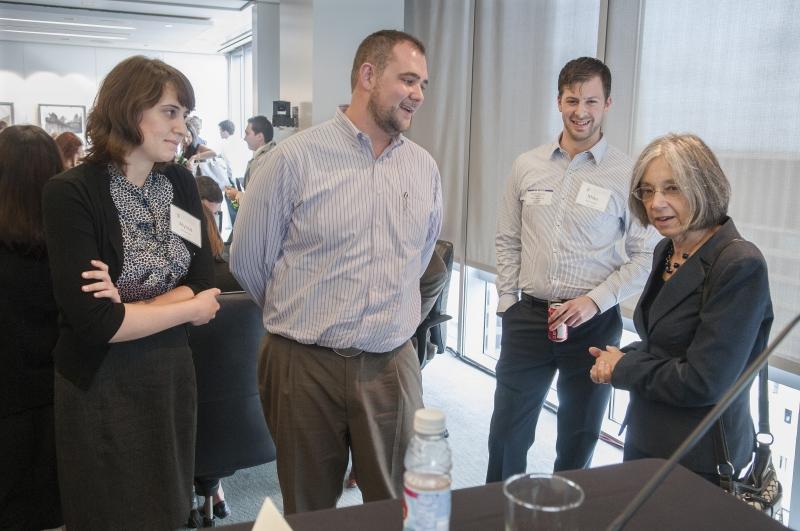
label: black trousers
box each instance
[486,296,621,482]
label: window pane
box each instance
[634,0,800,371]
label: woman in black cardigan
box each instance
[42,56,220,530]
[0,126,67,530]
[589,134,773,484]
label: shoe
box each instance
[198,500,231,519]
[187,508,202,528]
[213,500,231,519]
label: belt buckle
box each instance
[332,347,364,358]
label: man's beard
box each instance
[367,93,408,137]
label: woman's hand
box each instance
[81,259,121,303]
[189,288,221,325]
[588,345,624,384]
[185,156,197,174]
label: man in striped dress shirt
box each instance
[487,57,658,482]
[230,30,442,513]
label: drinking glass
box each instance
[503,473,585,530]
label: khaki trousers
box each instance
[258,334,423,514]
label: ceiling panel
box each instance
[0,0,258,53]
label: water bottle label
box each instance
[402,485,451,531]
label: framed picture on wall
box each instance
[38,104,85,136]
[0,102,13,126]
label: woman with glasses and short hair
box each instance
[42,56,220,530]
[588,133,773,485]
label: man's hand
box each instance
[588,345,624,384]
[225,186,241,202]
[547,295,599,329]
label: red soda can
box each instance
[547,302,568,342]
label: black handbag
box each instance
[698,237,781,517]
[713,366,783,519]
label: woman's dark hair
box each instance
[0,125,64,247]
[196,175,223,203]
[84,55,195,169]
[54,131,84,166]
[196,175,224,257]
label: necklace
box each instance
[664,244,688,275]
[664,229,715,276]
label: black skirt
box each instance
[54,326,196,531]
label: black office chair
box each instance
[415,240,454,368]
[187,291,276,527]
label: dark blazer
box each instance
[42,162,214,391]
[612,217,773,474]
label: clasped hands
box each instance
[588,345,624,385]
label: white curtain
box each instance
[609,0,800,372]
[404,0,475,263]
[406,0,601,270]
[466,0,601,269]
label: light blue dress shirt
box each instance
[230,109,443,352]
[496,135,659,314]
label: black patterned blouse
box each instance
[109,164,191,302]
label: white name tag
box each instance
[170,204,201,247]
[523,189,553,206]
[575,182,611,212]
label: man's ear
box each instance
[358,62,377,90]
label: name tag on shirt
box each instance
[170,204,201,247]
[523,189,554,206]
[575,182,611,212]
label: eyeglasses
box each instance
[631,184,682,202]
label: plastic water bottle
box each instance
[402,408,452,531]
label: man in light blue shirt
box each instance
[487,57,657,482]
[230,29,442,514]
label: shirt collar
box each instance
[108,163,159,192]
[549,133,608,164]
[334,107,405,155]
[254,140,276,159]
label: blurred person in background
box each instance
[181,119,217,175]
[0,125,66,531]
[197,175,240,293]
[54,131,84,170]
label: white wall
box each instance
[280,0,313,130]
[0,40,227,145]
[311,0,404,125]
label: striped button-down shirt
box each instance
[230,109,443,352]
[496,135,658,314]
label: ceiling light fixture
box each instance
[0,29,127,40]
[0,17,136,30]
[0,17,135,30]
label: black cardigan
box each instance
[0,245,59,417]
[42,162,214,390]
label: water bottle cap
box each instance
[414,408,446,435]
